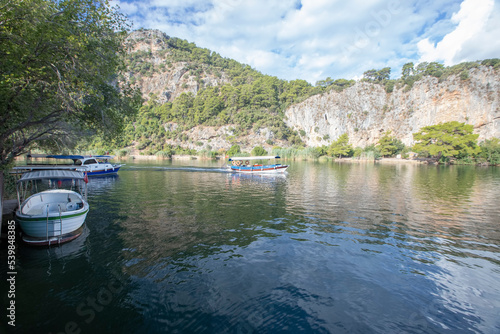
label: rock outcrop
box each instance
[285,66,499,147]
[124,30,231,104]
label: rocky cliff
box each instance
[122,30,499,152]
[123,29,231,104]
[285,66,500,148]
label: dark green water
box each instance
[2,161,500,333]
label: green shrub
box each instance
[460,70,469,80]
[478,138,500,165]
[227,144,241,156]
[155,150,172,158]
[251,146,267,156]
[117,149,129,157]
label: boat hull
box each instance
[16,207,89,237]
[21,226,85,246]
[230,165,288,173]
[87,166,121,176]
[15,189,89,244]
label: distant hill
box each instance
[87,29,499,156]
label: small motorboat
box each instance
[50,155,123,176]
[15,169,90,246]
[18,154,123,176]
[228,155,288,173]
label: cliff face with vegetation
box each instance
[116,29,499,154]
[285,67,500,148]
[123,29,231,104]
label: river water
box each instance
[2,160,500,333]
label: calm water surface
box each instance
[2,160,500,333]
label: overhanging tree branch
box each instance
[0,0,139,171]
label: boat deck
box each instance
[21,191,84,216]
[23,202,83,216]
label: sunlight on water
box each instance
[4,161,500,333]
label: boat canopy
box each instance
[46,155,115,160]
[18,170,85,182]
[229,155,281,161]
[45,154,86,160]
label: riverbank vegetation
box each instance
[77,121,499,166]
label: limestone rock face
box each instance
[124,30,230,104]
[285,66,500,147]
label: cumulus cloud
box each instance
[112,0,500,83]
[417,0,495,65]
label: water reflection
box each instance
[4,161,499,333]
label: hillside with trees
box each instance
[80,29,499,166]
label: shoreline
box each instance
[338,157,426,164]
[123,155,427,164]
[15,154,494,165]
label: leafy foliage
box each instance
[315,78,355,92]
[251,146,267,156]
[412,122,480,161]
[0,0,140,169]
[363,67,391,83]
[377,131,398,157]
[227,145,241,157]
[400,59,499,89]
[328,133,353,158]
[478,138,500,165]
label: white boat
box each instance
[227,155,288,173]
[15,170,89,246]
[17,154,123,176]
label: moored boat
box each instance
[15,170,89,246]
[228,156,288,173]
[19,154,123,176]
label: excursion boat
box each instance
[228,155,288,173]
[15,169,89,246]
[49,155,123,176]
[20,154,123,176]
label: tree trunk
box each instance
[436,151,442,162]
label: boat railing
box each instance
[46,204,50,242]
[57,205,63,245]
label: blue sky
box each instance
[112,0,500,84]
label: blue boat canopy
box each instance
[229,155,281,161]
[46,155,85,160]
[45,155,115,160]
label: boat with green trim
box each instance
[15,170,89,246]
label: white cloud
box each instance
[454,2,500,61]
[112,0,500,83]
[417,0,495,65]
